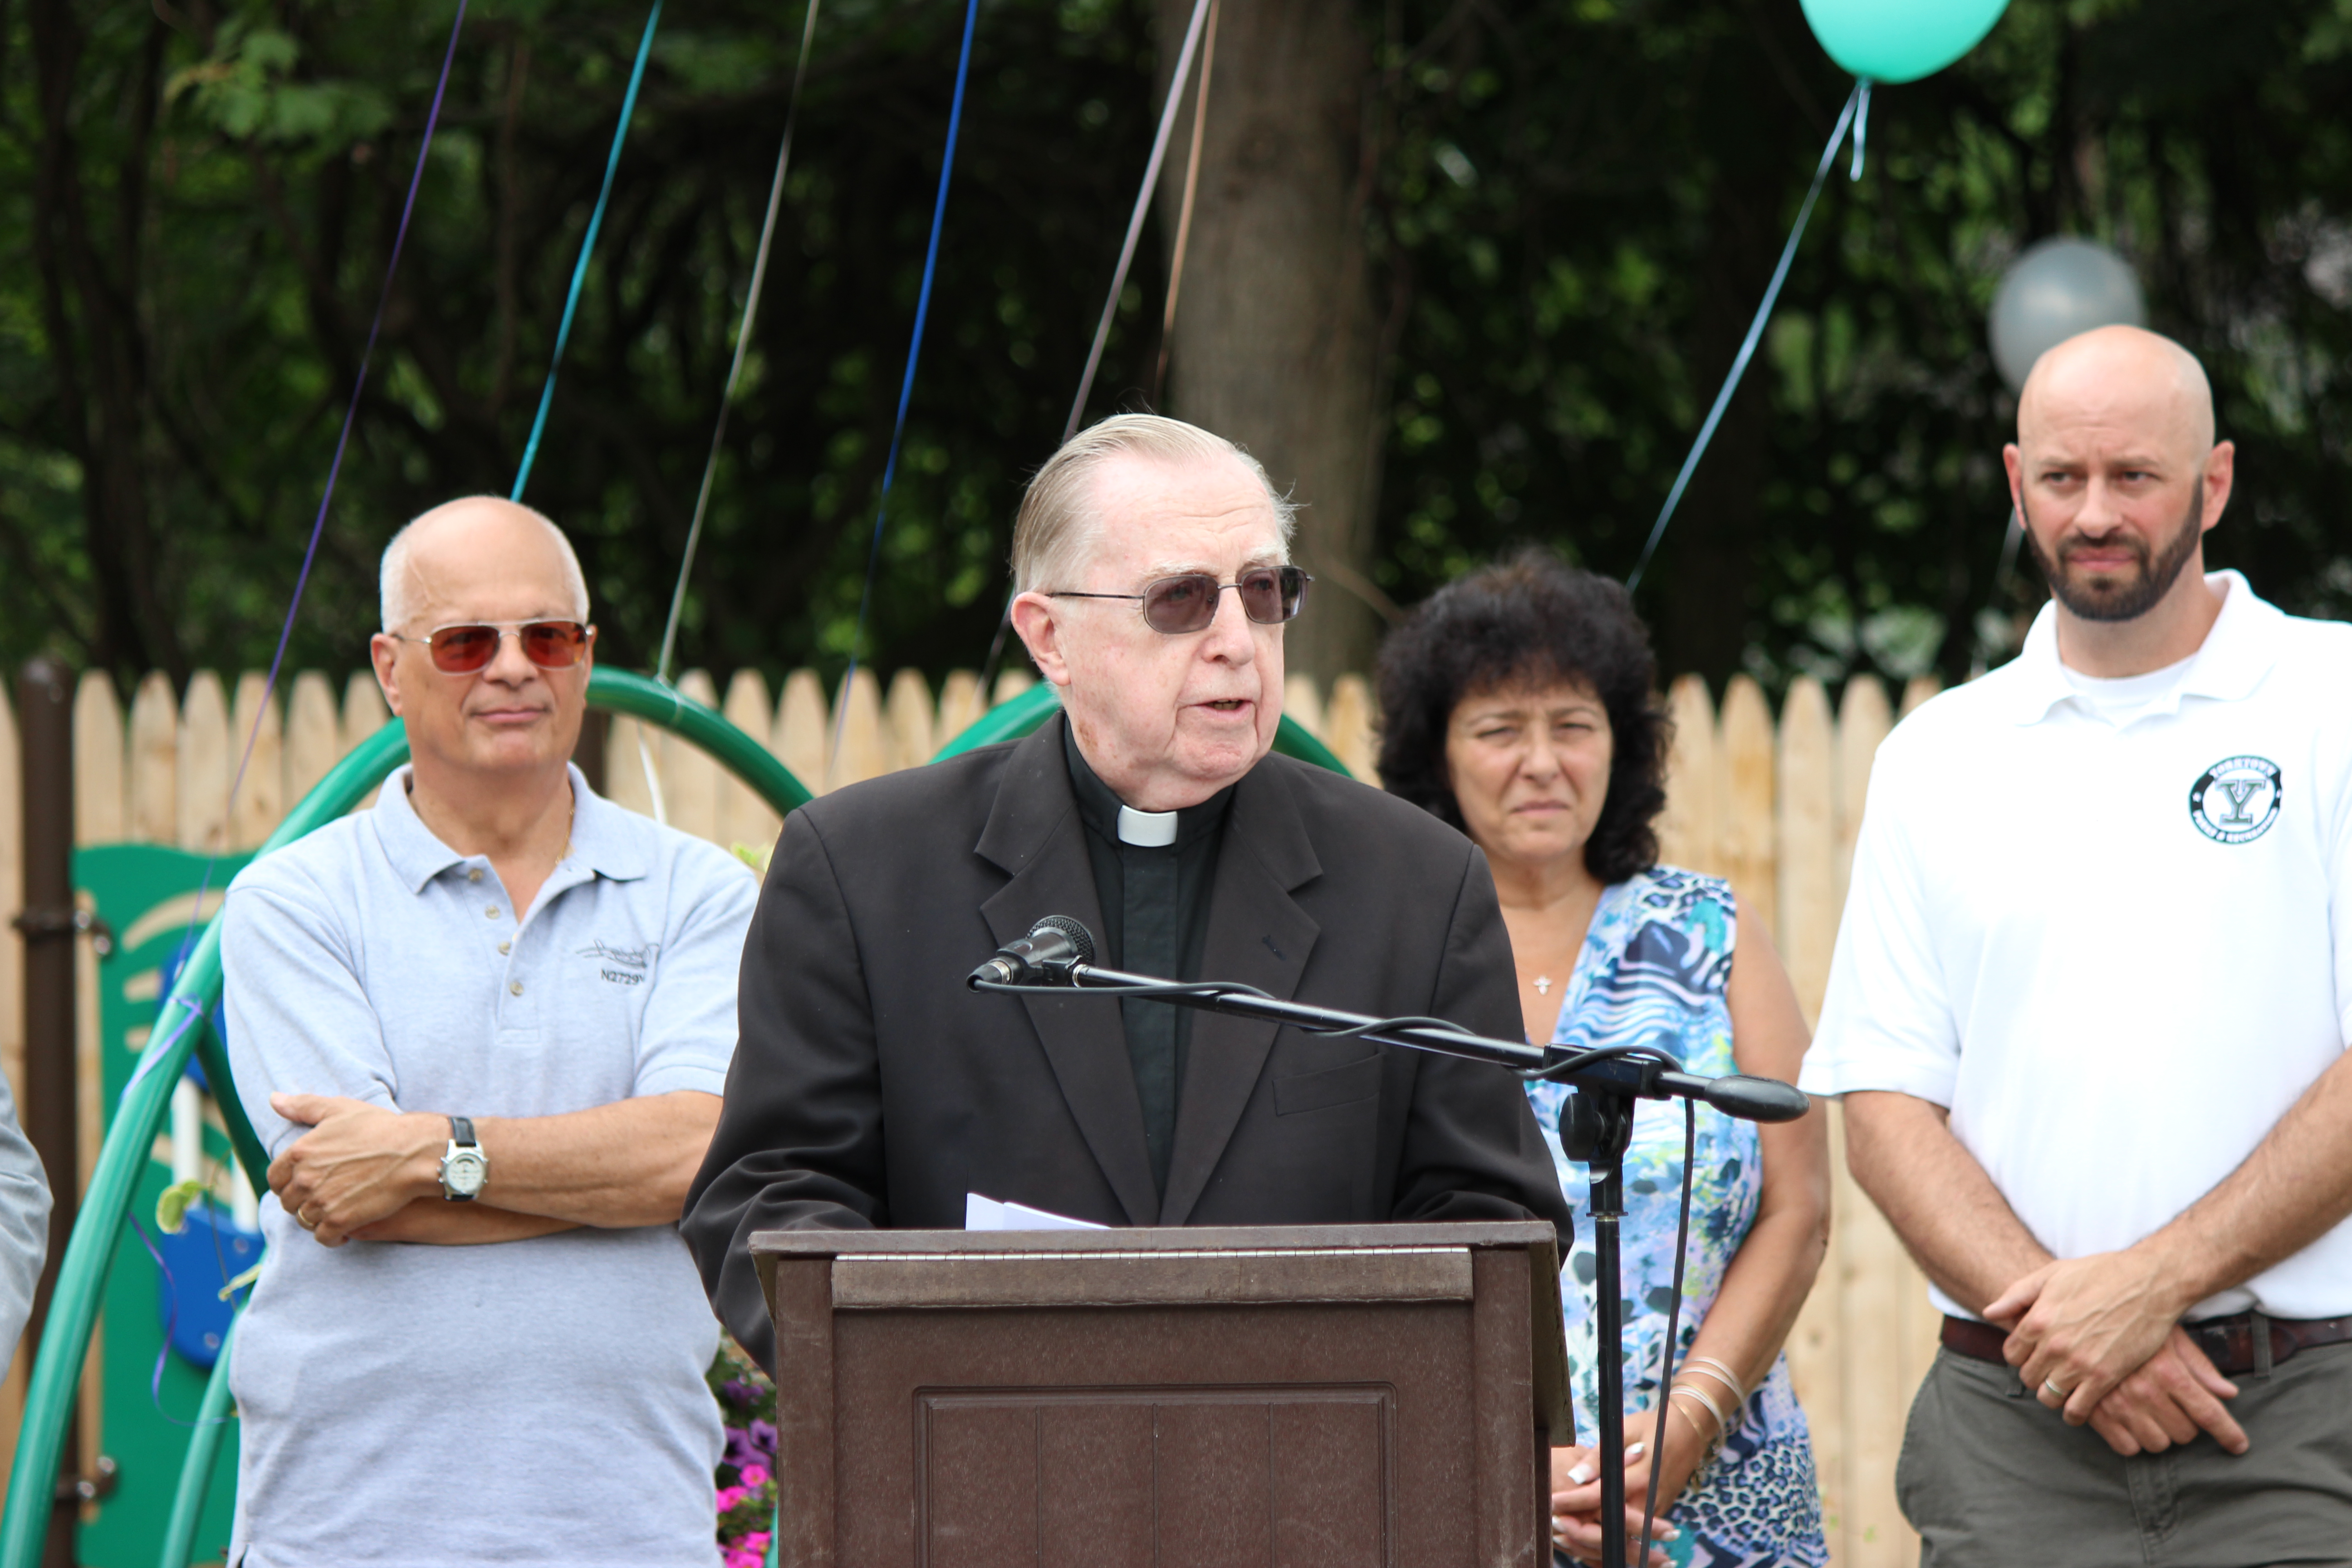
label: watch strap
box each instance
[448,1115,478,1149]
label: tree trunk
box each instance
[1154,0,1384,686]
[28,0,180,682]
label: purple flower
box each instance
[721,1379,762,1408]
[723,1425,762,1472]
[748,1419,777,1458]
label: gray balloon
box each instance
[1988,238,2147,392]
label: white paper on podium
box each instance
[963,1193,1108,1232]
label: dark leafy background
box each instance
[4,0,2346,699]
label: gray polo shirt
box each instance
[221,764,756,1568]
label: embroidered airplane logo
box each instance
[578,940,660,985]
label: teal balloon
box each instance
[1798,0,2011,84]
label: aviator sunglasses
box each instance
[1047,565,1311,635]
[389,620,593,674]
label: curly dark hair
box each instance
[1374,549,1668,884]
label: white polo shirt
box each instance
[221,764,755,1567]
[1803,573,2352,1323]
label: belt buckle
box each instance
[2188,1316,2246,1376]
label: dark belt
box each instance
[1943,1311,2352,1379]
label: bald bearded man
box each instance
[1800,327,2352,1563]
[221,499,755,1566]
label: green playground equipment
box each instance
[0,667,1347,1568]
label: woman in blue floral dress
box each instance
[1377,552,1831,1568]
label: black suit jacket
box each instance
[684,715,1572,1368]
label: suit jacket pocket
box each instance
[1273,1051,1383,1116]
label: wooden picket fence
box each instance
[0,662,1940,1563]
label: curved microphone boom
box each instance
[968,916,1097,989]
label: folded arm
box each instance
[270,1089,722,1246]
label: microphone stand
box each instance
[973,957,1808,1568]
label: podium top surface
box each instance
[751,1219,1572,1447]
[749,1219,1560,1261]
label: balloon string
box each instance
[511,0,665,504]
[640,0,822,821]
[1625,79,1863,595]
[1063,0,1217,442]
[655,0,825,687]
[976,0,1218,707]
[134,1,472,1108]
[1850,78,1872,181]
[830,0,981,786]
[1153,0,1220,407]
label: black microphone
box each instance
[1692,1073,1812,1124]
[968,916,1097,989]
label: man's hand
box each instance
[2078,1327,2245,1457]
[1984,1249,2194,1425]
[268,1093,447,1247]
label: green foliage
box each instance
[1,0,2345,697]
[167,20,393,147]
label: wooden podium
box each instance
[752,1220,1571,1567]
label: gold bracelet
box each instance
[1665,1394,1715,1442]
[1681,1355,1748,1408]
[1670,1379,1728,1435]
[1669,1384,1731,1466]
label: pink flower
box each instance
[740,1464,771,1489]
[715,1485,746,1512]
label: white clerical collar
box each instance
[1116,804,1179,848]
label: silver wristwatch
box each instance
[438,1115,489,1201]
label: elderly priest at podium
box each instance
[686,414,1572,1369]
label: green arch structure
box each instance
[0,666,1348,1568]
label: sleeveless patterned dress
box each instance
[1525,866,1828,1568]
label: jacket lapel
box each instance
[975,716,1161,1226]
[1158,759,1323,1226]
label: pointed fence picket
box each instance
[228,673,283,853]
[776,670,829,797]
[1323,675,1379,784]
[17,661,1958,1565]
[285,672,342,811]
[886,669,935,775]
[720,671,782,855]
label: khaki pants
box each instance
[1898,1343,2352,1567]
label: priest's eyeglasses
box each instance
[1047,566,1311,635]
[387,620,594,674]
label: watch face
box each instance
[445,1150,488,1196]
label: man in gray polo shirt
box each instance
[221,497,755,1567]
